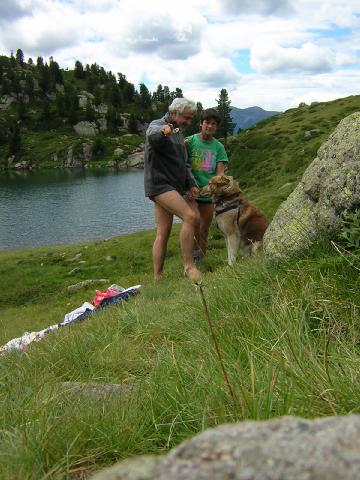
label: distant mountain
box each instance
[231,106,280,132]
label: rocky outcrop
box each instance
[97,118,107,132]
[126,151,144,168]
[73,121,98,136]
[13,160,35,170]
[264,112,360,261]
[94,103,108,115]
[65,142,93,167]
[0,94,16,111]
[78,90,95,109]
[113,147,124,158]
[92,415,360,480]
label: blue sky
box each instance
[0,0,360,111]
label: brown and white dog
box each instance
[201,175,269,265]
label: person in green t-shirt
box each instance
[186,108,228,260]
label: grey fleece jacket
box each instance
[144,113,197,197]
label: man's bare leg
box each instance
[153,191,201,279]
[197,202,214,256]
[153,203,173,280]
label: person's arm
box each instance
[184,135,199,197]
[215,141,228,176]
[216,162,225,175]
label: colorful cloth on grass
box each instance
[0,285,141,356]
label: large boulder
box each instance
[73,121,98,136]
[264,112,360,261]
[127,151,144,168]
[92,415,360,480]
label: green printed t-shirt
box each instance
[186,134,228,202]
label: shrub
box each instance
[338,209,360,251]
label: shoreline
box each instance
[0,226,160,254]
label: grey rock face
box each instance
[65,142,93,167]
[14,160,34,170]
[92,415,360,480]
[94,103,108,115]
[98,117,107,132]
[113,148,124,158]
[73,121,99,136]
[127,152,144,168]
[264,112,360,261]
[0,94,16,111]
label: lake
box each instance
[0,168,158,250]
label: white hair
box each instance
[169,97,196,114]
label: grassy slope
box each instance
[1,96,360,479]
[228,94,360,217]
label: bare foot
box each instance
[154,273,163,281]
[184,266,202,284]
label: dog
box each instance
[201,175,269,265]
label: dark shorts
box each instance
[197,196,212,205]
[148,186,186,202]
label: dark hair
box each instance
[200,108,221,125]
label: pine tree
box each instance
[128,113,138,134]
[94,85,102,106]
[36,56,44,68]
[56,93,66,117]
[138,83,151,108]
[15,48,24,65]
[215,88,235,142]
[74,60,84,79]
[85,99,95,121]
[8,123,21,156]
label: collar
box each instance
[215,204,239,216]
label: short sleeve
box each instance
[216,141,228,163]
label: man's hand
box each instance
[162,124,174,136]
[186,186,199,200]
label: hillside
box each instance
[0,51,279,172]
[231,105,279,132]
[0,90,360,478]
[0,52,190,170]
[227,94,360,218]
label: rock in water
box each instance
[263,112,360,260]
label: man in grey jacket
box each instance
[144,98,201,282]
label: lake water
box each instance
[0,168,158,250]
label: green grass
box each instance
[1,227,360,479]
[1,95,360,478]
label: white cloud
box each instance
[220,0,294,16]
[114,11,205,60]
[0,0,360,111]
[251,42,335,74]
[0,0,27,21]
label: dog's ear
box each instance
[223,178,241,195]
